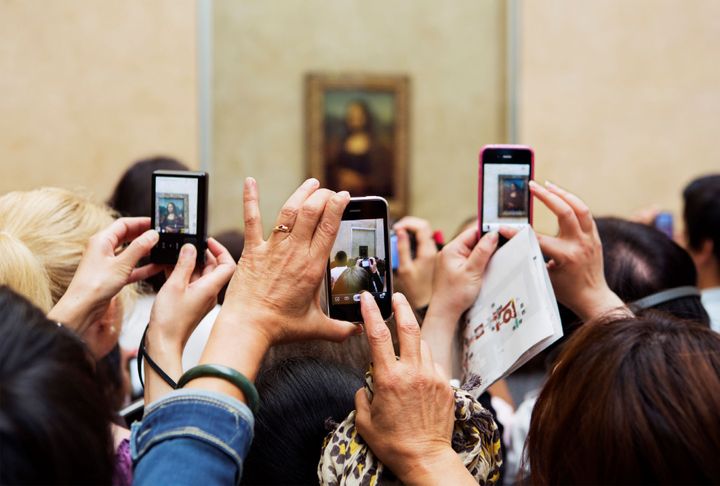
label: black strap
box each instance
[138,324,178,390]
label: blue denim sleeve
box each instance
[130,389,254,486]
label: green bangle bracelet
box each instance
[177,364,260,414]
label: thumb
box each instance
[119,229,159,268]
[315,315,362,343]
[167,244,197,287]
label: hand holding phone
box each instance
[150,170,208,265]
[327,197,393,322]
[479,145,534,236]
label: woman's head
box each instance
[242,357,363,485]
[596,217,709,324]
[107,156,189,218]
[0,286,114,484]
[344,100,373,134]
[166,202,176,214]
[0,187,130,356]
[526,313,720,485]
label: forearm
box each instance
[574,288,630,322]
[47,289,97,333]
[400,448,477,486]
[184,307,270,404]
[421,302,462,376]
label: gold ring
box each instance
[273,224,291,233]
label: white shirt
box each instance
[330,266,348,287]
[702,287,720,333]
[120,293,220,371]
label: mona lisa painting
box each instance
[306,73,409,215]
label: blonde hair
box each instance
[0,188,133,313]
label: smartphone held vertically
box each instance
[327,197,393,322]
[150,170,208,265]
[479,145,534,235]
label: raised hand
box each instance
[421,229,498,373]
[499,181,625,320]
[48,217,162,354]
[143,238,236,402]
[188,178,358,402]
[393,216,438,309]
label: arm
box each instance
[132,178,356,484]
[393,216,439,309]
[47,217,162,357]
[421,229,498,374]
[142,238,235,403]
[354,292,477,486]
[499,181,627,321]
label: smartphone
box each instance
[479,145,534,235]
[327,197,393,322]
[653,211,673,239]
[150,170,208,265]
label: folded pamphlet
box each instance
[462,227,563,394]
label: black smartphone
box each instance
[478,144,534,236]
[150,170,208,265]
[327,197,393,322]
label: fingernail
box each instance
[245,177,256,185]
[485,231,499,244]
[337,190,350,199]
[354,324,364,335]
[305,178,319,188]
[147,230,159,243]
[180,244,194,257]
[545,180,556,189]
[360,291,373,303]
[529,180,540,189]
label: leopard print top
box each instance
[317,368,502,486]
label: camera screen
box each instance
[329,218,388,305]
[482,163,530,233]
[154,176,199,235]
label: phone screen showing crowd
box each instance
[329,218,389,307]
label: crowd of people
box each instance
[0,157,719,485]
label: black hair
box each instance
[107,156,189,218]
[241,357,364,485]
[107,156,189,292]
[683,174,720,262]
[0,286,114,484]
[334,250,348,263]
[596,217,709,324]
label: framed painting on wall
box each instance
[305,73,409,216]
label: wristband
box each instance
[177,364,260,414]
[138,324,178,390]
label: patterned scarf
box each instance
[317,369,502,486]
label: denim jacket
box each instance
[131,389,254,486]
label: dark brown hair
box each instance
[526,313,720,485]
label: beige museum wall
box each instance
[519,0,720,235]
[211,0,507,235]
[0,0,198,202]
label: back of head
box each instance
[0,231,53,311]
[683,174,720,261]
[0,286,114,484]
[596,217,709,324]
[107,156,189,217]
[0,187,116,305]
[242,357,364,485]
[527,313,720,485]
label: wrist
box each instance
[400,446,464,486]
[574,287,627,321]
[425,297,464,328]
[47,289,98,332]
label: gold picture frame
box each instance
[305,73,409,216]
